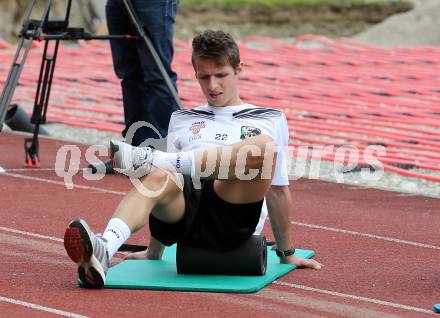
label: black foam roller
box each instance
[176,235,267,276]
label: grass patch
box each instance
[180,0,374,7]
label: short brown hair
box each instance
[191,30,240,71]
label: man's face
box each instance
[194,57,242,107]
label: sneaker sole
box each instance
[64,219,93,263]
[64,219,105,288]
[78,263,105,289]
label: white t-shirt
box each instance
[166,103,290,233]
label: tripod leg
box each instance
[121,0,182,109]
[24,138,40,168]
[21,0,66,167]
[26,39,60,168]
[0,0,53,131]
[0,37,32,131]
[31,40,60,124]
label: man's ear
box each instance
[235,62,244,75]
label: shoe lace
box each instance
[134,147,153,169]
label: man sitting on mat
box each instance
[63,30,323,289]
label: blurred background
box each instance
[0,0,439,46]
[0,0,439,195]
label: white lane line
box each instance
[0,166,4,173]
[2,168,93,172]
[0,296,89,318]
[292,221,440,250]
[0,226,63,242]
[1,172,126,196]
[3,168,58,172]
[273,281,433,315]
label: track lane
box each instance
[1,131,439,317]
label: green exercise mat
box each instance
[103,245,315,293]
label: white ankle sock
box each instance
[102,218,131,260]
[151,150,194,175]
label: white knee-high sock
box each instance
[102,218,131,260]
[152,150,194,175]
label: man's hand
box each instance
[123,249,149,260]
[123,248,163,260]
[123,237,165,260]
[280,254,323,270]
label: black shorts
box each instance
[149,175,263,250]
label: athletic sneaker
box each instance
[64,219,109,289]
[110,140,154,178]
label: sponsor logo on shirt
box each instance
[189,121,206,134]
[240,126,261,139]
[189,121,205,142]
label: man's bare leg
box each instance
[113,169,185,231]
[104,168,185,261]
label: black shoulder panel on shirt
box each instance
[173,109,215,120]
[233,107,282,119]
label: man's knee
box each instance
[254,135,277,156]
[243,134,277,159]
[139,168,178,198]
[146,169,185,223]
[236,134,277,177]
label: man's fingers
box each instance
[302,258,323,270]
[285,255,323,270]
[123,250,149,260]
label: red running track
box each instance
[0,35,439,181]
[0,131,439,317]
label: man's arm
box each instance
[266,185,322,269]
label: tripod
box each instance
[0,0,182,167]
